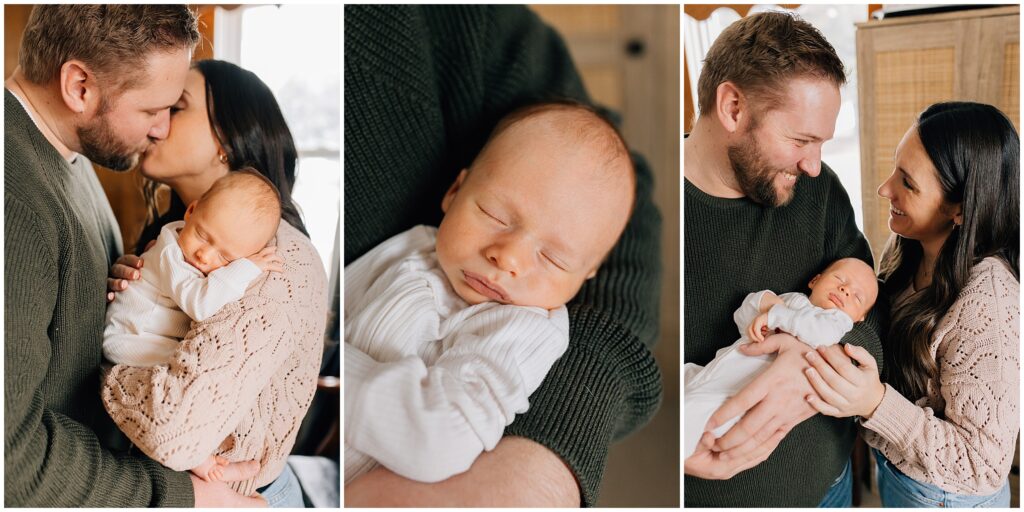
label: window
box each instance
[215,5,341,274]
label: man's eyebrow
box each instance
[795,132,824,143]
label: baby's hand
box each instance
[747,312,770,342]
[249,246,284,273]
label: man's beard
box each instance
[77,110,143,172]
[727,134,798,207]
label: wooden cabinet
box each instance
[856,6,1019,262]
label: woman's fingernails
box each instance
[133,271,139,279]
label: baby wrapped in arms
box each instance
[345,101,636,483]
[684,257,879,458]
[103,170,284,484]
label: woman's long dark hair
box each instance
[878,102,1019,399]
[139,59,308,253]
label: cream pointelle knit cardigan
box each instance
[101,221,328,496]
[864,257,1019,495]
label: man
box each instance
[343,5,663,506]
[5,6,260,506]
[683,12,884,507]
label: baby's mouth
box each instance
[829,292,845,308]
[463,270,508,302]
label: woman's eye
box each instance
[901,177,913,190]
[170,106,182,115]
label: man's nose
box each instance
[148,109,171,140]
[798,145,822,177]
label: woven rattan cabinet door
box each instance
[855,7,1020,262]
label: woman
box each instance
[803,102,1019,507]
[102,60,328,508]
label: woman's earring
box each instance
[218,153,228,164]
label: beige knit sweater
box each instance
[101,221,328,496]
[864,257,1019,495]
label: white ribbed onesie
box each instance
[103,220,262,366]
[684,290,854,458]
[344,225,569,483]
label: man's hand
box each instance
[705,334,817,463]
[190,455,260,483]
[684,429,788,479]
[345,436,580,507]
[191,473,267,507]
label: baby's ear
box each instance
[441,169,469,213]
[586,269,598,279]
[184,200,198,221]
[808,273,821,289]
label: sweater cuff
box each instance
[861,383,920,450]
[504,306,660,507]
[147,460,194,507]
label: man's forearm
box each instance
[345,436,580,507]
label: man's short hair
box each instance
[697,11,846,116]
[19,5,200,92]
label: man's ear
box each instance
[59,60,101,116]
[715,81,746,134]
[184,200,198,221]
[441,169,468,213]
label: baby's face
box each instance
[178,196,271,275]
[435,115,633,310]
[807,258,879,322]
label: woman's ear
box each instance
[441,169,468,213]
[951,203,963,226]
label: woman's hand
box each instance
[803,344,885,419]
[107,254,145,302]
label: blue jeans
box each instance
[874,449,1010,508]
[817,458,853,507]
[258,463,305,508]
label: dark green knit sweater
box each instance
[3,89,193,506]
[683,165,884,507]
[345,6,663,506]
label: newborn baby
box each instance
[684,258,878,458]
[103,169,283,479]
[345,101,635,483]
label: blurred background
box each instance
[5,4,341,506]
[684,4,1019,507]
[531,5,680,507]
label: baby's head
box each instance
[807,258,879,322]
[435,101,636,310]
[178,169,282,275]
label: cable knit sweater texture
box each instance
[4,88,192,506]
[101,220,328,496]
[345,6,663,505]
[863,257,1020,495]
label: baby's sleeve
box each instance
[158,244,262,322]
[732,290,772,335]
[767,298,853,347]
[345,305,570,483]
